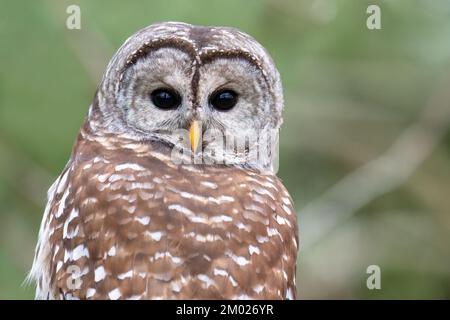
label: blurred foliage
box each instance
[1,0,450,299]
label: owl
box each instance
[29,22,298,300]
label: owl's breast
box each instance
[47,136,297,299]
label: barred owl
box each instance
[29,22,298,300]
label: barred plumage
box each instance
[29,22,298,300]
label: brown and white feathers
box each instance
[29,22,298,300]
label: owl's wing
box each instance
[272,177,299,299]
[227,169,299,299]
[29,155,170,299]
[28,163,73,299]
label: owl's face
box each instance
[93,22,283,170]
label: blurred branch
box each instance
[300,65,450,250]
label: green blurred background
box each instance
[1,0,450,299]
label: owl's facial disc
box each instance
[115,47,277,169]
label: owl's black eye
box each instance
[151,88,181,109]
[210,89,238,111]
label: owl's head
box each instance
[89,22,284,172]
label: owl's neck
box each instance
[78,116,277,174]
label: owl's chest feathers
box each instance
[72,134,263,216]
[38,134,297,299]
[60,135,295,253]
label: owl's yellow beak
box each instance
[189,120,201,153]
